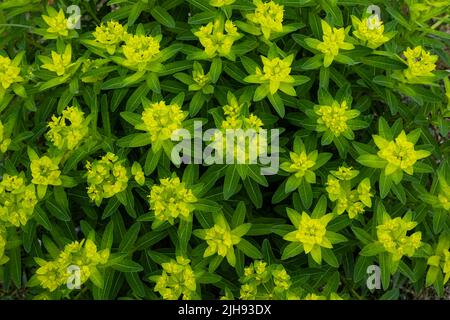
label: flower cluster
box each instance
[92,20,128,54]
[376,213,422,261]
[194,213,250,266]
[0,173,38,227]
[122,34,161,71]
[42,9,68,37]
[283,208,339,264]
[239,261,296,300]
[46,106,89,151]
[150,256,197,300]
[137,100,187,147]
[281,151,316,180]
[326,166,373,219]
[315,100,360,138]
[374,130,431,176]
[40,44,72,76]
[0,54,22,90]
[85,153,129,205]
[351,15,393,49]
[426,235,450,287]
[246,0,284,39]
[194,19,241,59]
[245,54,296,97]
[311,20,354,67]
[34,239,110,292]
[30,156,62,187]
[402,46,438,81]
[148,176,197,226]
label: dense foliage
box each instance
[0,0,449,300]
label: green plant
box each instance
[0,0,449,300]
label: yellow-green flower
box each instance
[210,0,236,7]
[0,173,37,227]
[85,152,129,206]
[150,256,197,300]
[240,261,294,300]
[376,213,422,261]
[281,151,316,179]
[92,20,128,54]
[0,54,23,90]
[246,0,284,39]
[209,92,267,164]
[426,235,450,287]
[315,100,360,138]
[46,106,89,151]
[40,44,72,76]
[244,54,296,96]
[309,20,354,67]
[122,34,161,71]
[136,100,187,147]
[0,225,7,265]
[283,208,341,264]
[131,162,145,186]
[351,15,393,49]
[402,46,438,80]
[194,19,242,59]
[325,167,372,219]
[35,238,109,292]
[148,176,197,226]
[189,61,214,93]
[42,9,68,37]
[194,213,250,266]
[31,156,62,186]
[373,130,431,176]
[0,120,11,153]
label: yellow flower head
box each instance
[41,44,72,76]
[315,100,360,137]
[374,130,431,176]
[194,19,241,59]
[0,120,11,153]
[0,54,23,90]
[46,106,89,151]
[210,0,236,6]
[247,0,284,39]
[86,152,129,205]
[152,256,197,300]
[331,166,359,181]
[122,34,161,71]
[293,212,333,253]
[31,156,62,186]
[281,151,316,179]
[93,20,128,55]
[403,46,438,80]
[0,225,7,265]
[256,55,295,95]
[131,162,145,186]
[240,261,293,300]
[377,214,422,261]
[0,173,37,227]
[443,251,450,284]
[148,176,197,225]
[352,15,391,49]
[138,101,187,145]
[42,9,68,37]
[35,238,109,292]
[194,214,249,266]
[317,20,354,67]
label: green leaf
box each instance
[237,239,262,259]
[150,6,176,28]
[223,165,240,200]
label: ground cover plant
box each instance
[0,0,449,300]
